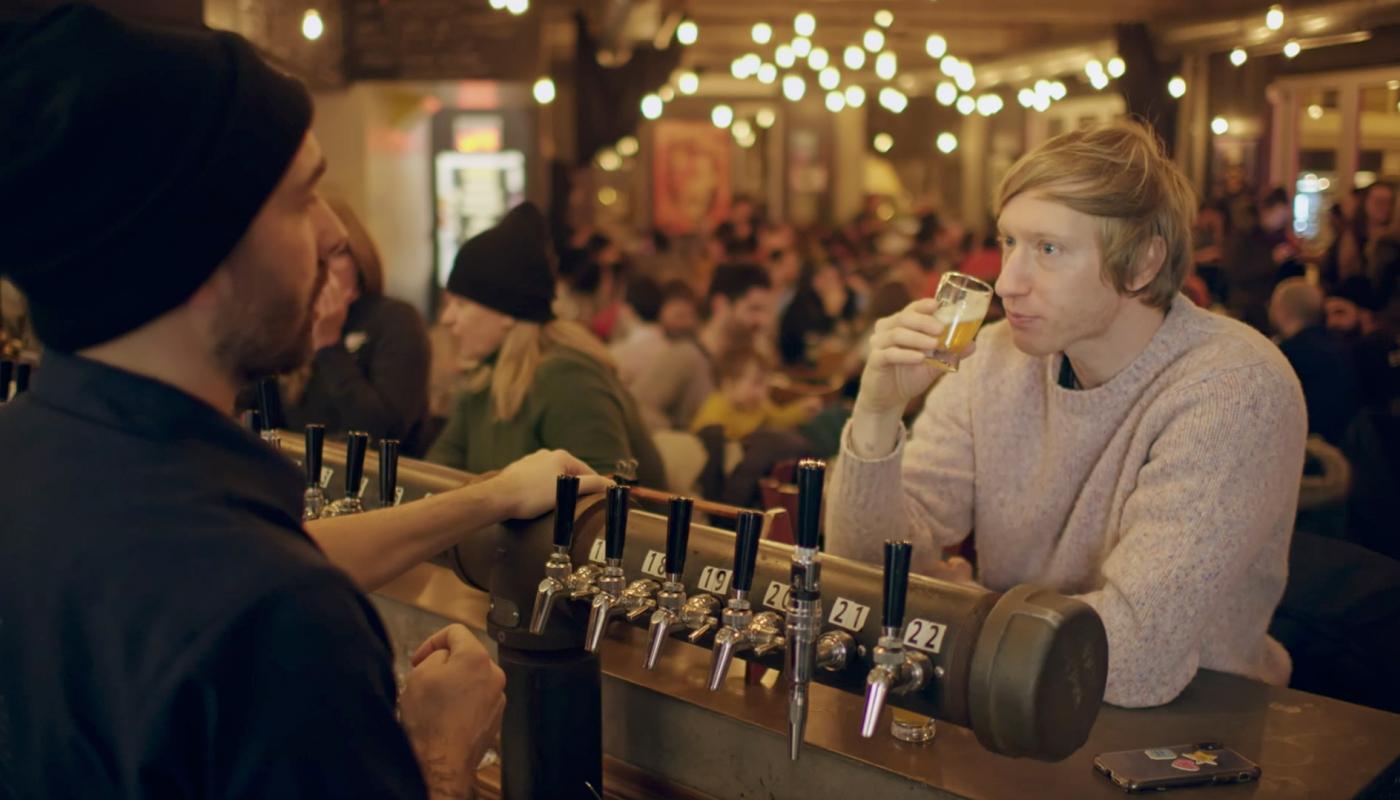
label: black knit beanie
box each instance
[0,4,313,352]
[447,202,556,322]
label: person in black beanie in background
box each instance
[0,6,607,798]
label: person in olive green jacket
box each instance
[427,202,667,489]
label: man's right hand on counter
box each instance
[400,623,506,800]
[492,449,612,520]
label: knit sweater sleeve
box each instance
[536,358,636,475]
[1077,362,1306,708]
[826,370,976,568]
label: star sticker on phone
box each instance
[1183,749,1219,766]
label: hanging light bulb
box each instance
[1283,39,1301,58]
[1266,4,1284,30]
[793,37,813,58]
[531,76,556,104]
[783,74,807,101]
[825,91,847,112]
[878,87,908,113]
[504,0,528,15]
[925,34,947,59]
[936,132,958,154]
[1049,80,1067,100]
[956,95,976,115]
[1085,59,1105,79]
[976,93,1003,115]
[844,85,866,107]
[617,136,640,157]
[873,133,893,153]
[794,12,816,37]
[863,28,885,53]
[1017,87,1035,107]
[641,93,664,119]
[301,9,324,40]
[819,66,842,90]
[659,85,675,101]
[936,81,958,106]
[1211,116,1230,135]
[752,22,773,45]
[1089,73,1110,90]
[597,149,622,171]
[756,108,777,128]
[1107,57,1126,78]
[1032,93,1051,112]
[940,55,960,76]
[1230,47,1248,67]
[808,47,830,70]
[955,64,976,93]
[874,9,894,28]
[730,58,747,79]
[757,63,778,84]
[875,51,897,81]
[844,45,866,70]
[732,119,753,140]
[676,19,698,45]
[775,44,796,68]
[1167,76,1187,98]
[711,104,734,128]
[677,71,699,94]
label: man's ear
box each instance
[1128,235,1167,293]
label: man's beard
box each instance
[212,259,325,385]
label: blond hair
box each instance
[325,196,385,297]
[995,119,1197,310]
[467,319,616,421]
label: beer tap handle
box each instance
[665,496,693,576]
[344,431,369,497]
[883,540,912,631]
[256,376,285,431]
[304,425,325,487]
[0,361,13,401]
[605,485,630,559]
[795,459,824,550]
[378,439,400,509]
[553,474,581,549]
[13,362,30,395]
[732,511,763,595]
[246,409,264,434]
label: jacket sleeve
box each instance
[305,301,431,441]
[536,360,637,474]
[425,392,470,469]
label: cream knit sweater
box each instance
[827,295,1307,708]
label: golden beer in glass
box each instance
[927,272,993,372]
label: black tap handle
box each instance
[247,409,265,433]
[665,496,693,575]
[0,361,12,401]
[344,431,369,495]
[882,540,913,630]
[304,424,325,487]
[732,511,764,593]
[552,474,581,548]
[605,484,630,560]
[256,377,286,431]
[378,439,400,508]
[13,362,30,395]
[795,458,825,550]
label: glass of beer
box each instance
[927,272,993,372]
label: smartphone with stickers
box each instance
[1093,742,1261,792]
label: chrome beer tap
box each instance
[861,540,932,738]
[527,475,583,634]
[256,377,284,451]
[708,511,776,689]
[785,458,826,761]
[302,424,328,521]
[584,485,633,651]
[643,496,693,670]
[378,438,400,509]
[321,431,369,517]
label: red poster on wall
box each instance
[652,120,732,235]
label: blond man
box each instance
[826,121,1307,708]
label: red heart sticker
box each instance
[1171,757,1201,772]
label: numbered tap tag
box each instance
[393,486,405,507]
[588,538,607,565]
[422,492,433,500]
[640,550,667,579]
[762,581,793,612]
[697,566,731,595]
[319,467,334,489]
[358,477,369,498]
[827,597,871,632]
[902,619,948,654]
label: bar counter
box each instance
[374,563,1400,799]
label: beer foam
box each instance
[934,290,991,325]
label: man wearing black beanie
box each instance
[0,6,607,798]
